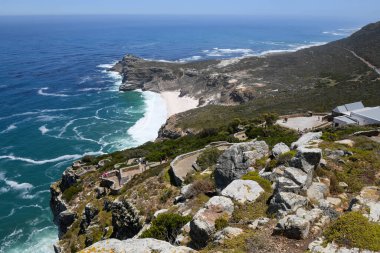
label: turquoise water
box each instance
[0,15,370,252]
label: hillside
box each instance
[111,21,380,136]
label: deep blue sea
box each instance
[0,15,373,252]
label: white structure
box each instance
[332,102,380,127]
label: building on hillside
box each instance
[332,101,380,127]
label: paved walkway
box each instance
[276,116,326,131]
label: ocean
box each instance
[0,15,371,252]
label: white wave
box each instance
[78,76,91,84]
[0,204,43,220]
[37,87,69,97]
[38,125,49,135]
[35,115,64,122]
[257,42,327,56]
[6,227,57,253]
[203,48,254,57]
[0,124,17,134]
[323,27,359,36]
[127,91,167,146]
[178,55,203,62]
[97,62,117,69]
[39,107,87,113]
[0,228,24,251]
[0,151,103,165]
[78,87,106,92]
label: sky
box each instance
[0,0,379,20]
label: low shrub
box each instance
[159,188,173,203]
[276,150,297,165]
[215,217,229,231]
[62,183,82,202]
[323,212,380,251]
[183,179,215,199]
[140,213,191,244]
[241,171,272,192]
[196,147,223,170]
[246,125,298,147]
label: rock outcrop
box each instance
[189,196,234,248]
[291,132,322,149]
[214,141,269,190]
[221,179,264,203]
[110,200,143,239]
[272,142,290,158]
[80,238,195,253]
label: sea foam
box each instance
[37,87,69,97]
[127,91,168,145]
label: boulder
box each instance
[213,227,243,244]
[307,182,329,202]
[221,179,264,203]
[349,186,380,222]
[275,176,302,193]
[189,196,234,247]
[80,238,195,253]
[291,132,322,149]
[268,192,308,216]
[214,141,269,190]
[283,167,309,188]
[290,147,322,187]
[57,210,76,238]
[60,168,77,192]
[274,215,310,239]
[272,143,290,158]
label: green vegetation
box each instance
[182,179,215,199]
[62,183,83,202]
[214,217,229,231]
[241,171,272,192]
[321,125,378,141]
[231,192,272,223]
[246,125,298,147]
[196,147,223,170]
[320,136,380,193]
[140,213,191,244]
[276,150,297,165]
[323,212,380,251]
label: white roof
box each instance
[333,101,364,113]
[351,106,380,121]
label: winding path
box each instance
[346,49,380,76]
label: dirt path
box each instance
[347,49,380,75]
[174,153,200,179]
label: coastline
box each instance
[126,90,198,145]
[160,91,198,117]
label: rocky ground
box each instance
[51,124,380,253]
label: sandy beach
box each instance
[160,91,199,117]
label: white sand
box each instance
[160,91,199,117]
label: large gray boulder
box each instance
[221,179,264,203]
[272,142,290,158]
[189,196,234,247]
[290,147,322,187]
[274,166,311,194]
[214,141,269,190]
[268,192,308,216]
[80,238,195,253]
[291,132,322,149]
